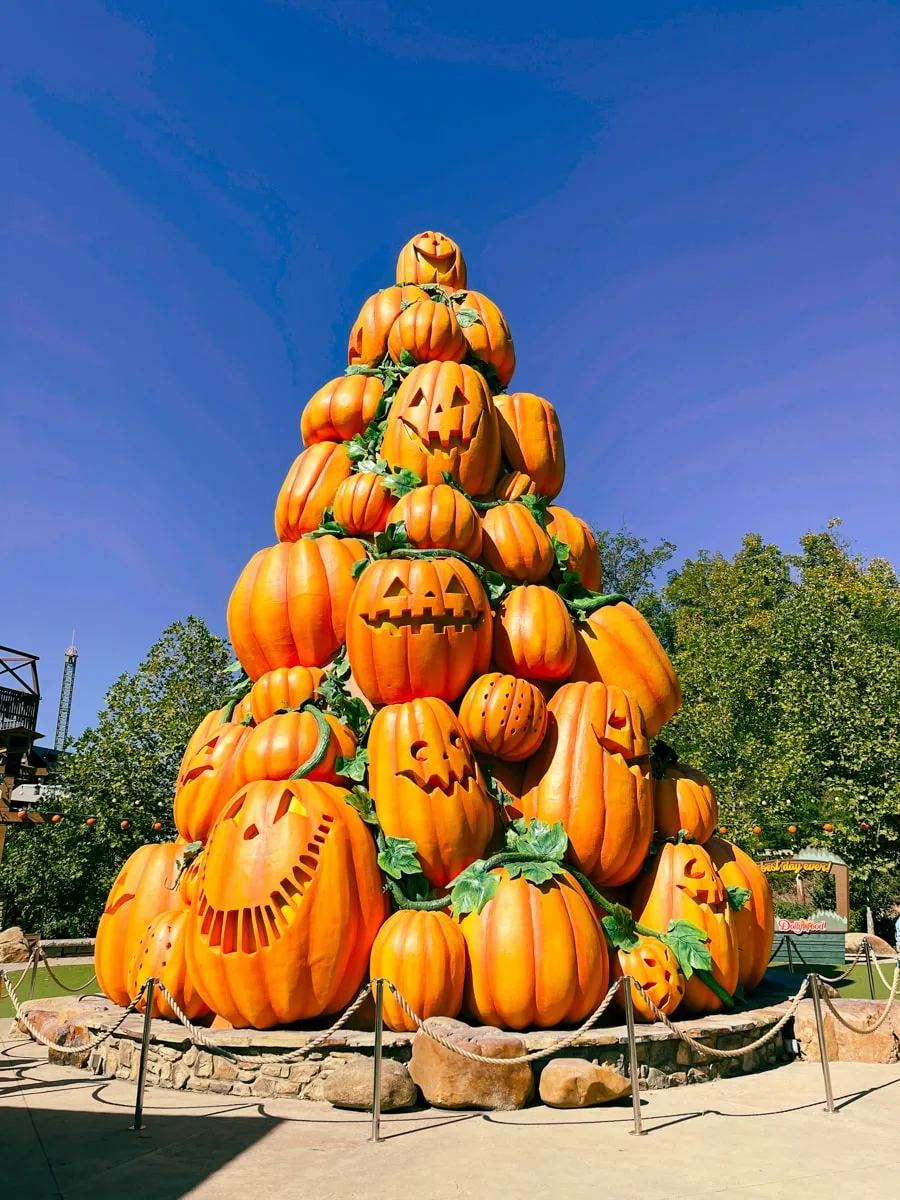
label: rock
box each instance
[846,933,896,959]
[0,927,31,963]
[48,1020,91,1067]
[794,998,900,1064]
[539,1058,631,1107]
[408,1017,533,1111]
[16,998,115,1040]
[323,1059,418,1111]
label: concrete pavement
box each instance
[2,1035,899,1199]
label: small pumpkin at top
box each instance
[494,393,565,499]
[396,230,467,290]
[387,299,467,365]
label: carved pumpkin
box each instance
[381,361,501,495]
[460,868,609,1029]
[706,837,775,992]
[545,506,603,591]
[228,535,366,679]
[348,285,429,366]
[178,857,201,907]
[571,601,681,738]
[387,483,482,559]
[180,706,233,774]
[387,299,467,365]
[458,672,548,762]
[521,681,653,888]
[396,230,467,290]
[631,840,739,1015]
[451,290,515,387]
[300,374,384,446]
[248,666,325,725]
[494,393,565,499]
[610,934,685,1023]
[332,471,394,536]
[186,779,387,1029]
[128,909,210,1022]
[173,719,250,844]
[480,503,554,583]
[653,755,719,844]
[368,697,495,887]
[274,442,352,541]
[95,842,183,1007]
[492,471,538,501]
[346,556,492,706]
[492,585,576,681]
[370,909,467,1032]
[230,709,357,791]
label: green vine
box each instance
[287,704,333,780]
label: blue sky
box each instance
[2,0,897,736]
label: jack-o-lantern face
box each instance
[587,684,650,762]
[173,721,249,845]
[396,231,467,290]
[369,697,495,888]
[185,779,386,1029]
[346,556,492,706]
[612,934,685,1022]
[677,851,728,912]
[382,362,501,495]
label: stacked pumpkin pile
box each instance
[95,231,774,1034]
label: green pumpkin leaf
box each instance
[518,492,549,528]
[449,860,500,916]
[448,291,469,304]
[351,556,370,580]
[345,364,382,377]
[601,909,640,951]
[550,534,572,572]
[506,859,561,886]
[377,836,421,881]
[504,817,568,862]
[374,521,413,556]
[381,467,421,498]
[481,763,516,809]
[335,746,369,783]
[398,349,418,369]
[223,661,253,704]
[463,350,503,394]
[399,299,418,312]
[314,649,371,740]
[557,573,630,622]
[726,885,752,912]
[344,785,379,826]
[301,507,348,540]
[481,569,508,606]
[454,307,482,329]
[661,919,713,979]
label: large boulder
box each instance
[846,933,896,959]
[409,1017,534,1110]
[0,926,31,963]
[323,1058,418,1111]
[794,999,900,1064]
[539,1058,631,1107]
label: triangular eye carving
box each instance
[445,576,465,594]
[407,389,426,408]
[608,713,627,729]
[384,578,410,597]
[448,387,467,408]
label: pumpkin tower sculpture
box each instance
[97,232,774,1031]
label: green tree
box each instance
[593,525,677,646]
[0,617,231,937]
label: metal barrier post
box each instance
[623,978,645,1136]
[809,974,835,1114]
[131,979,155,1132]
[29,947,40,1000]
[371,977,384,1144]
[786,938,795,974]
[862,938,876,1000]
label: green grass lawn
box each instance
[0,962,100,1020]
[769,960,897,1000]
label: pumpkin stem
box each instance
[288,705,333,780]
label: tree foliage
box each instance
[0,617,231,937]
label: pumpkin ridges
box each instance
[492,585,576,681]
[274,442,352,541]
[301,374,384,445]
[388,483,483,559]
[480,504,554,583]
[546,506,602,591]
[494,393,565,499]
[371,909,466,1032]
[654,763,719,843]
[705,836,774,991]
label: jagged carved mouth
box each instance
[397,764,475,794]
[361,608,482,636]
[400,411,481,452]
[676,883,726,913]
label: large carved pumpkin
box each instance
[230,709,357,791]
[461,868,609,1029]
[173,719,250,844]
[522,681,653,888]
[545,506,602,591]
[274,442,352,541]
[95,842,183,1007]
[332,471,394,536]
[300,374,384,446]
[571,601,681,738]
[387,483,482,559]
[248,666,325,724]
[451,290,515,386]
[128,909,210,1022]
[228,535,366,679]
[480,503,554,583]
[631,840,740,1015]
[653,755,719,844]
[387,299,467,365]
[610,934,685,1023]
[381,361,501,495]
[396,230,467,289]
[368,697,495,888]
[346,556,492,705]
[706,837,774,992]
[458,672,548,762]
[492,584,576,681]
[494,393,565,499]
[186,780,387,1029]
[348,285,429,366]
[369,909,467,1032]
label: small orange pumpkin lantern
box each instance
[493,393,565,499]
[396,231,467,290]
[458,672,548,762]
[492,585,576,681]
[370,910,467,1032]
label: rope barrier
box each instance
[816,962,900,1035]
[0,946,39,999]
[1,966,149,1054]
[824,940,868,983]
[36,948,98,994]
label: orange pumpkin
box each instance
[480,503,554,582]
[370,909,467,1032]
[368,697,495,888]
[632,840,739,1015]
[346,556,492,706]
[521,681,653,888]
[387,299,467,365]
[348,285,429,366]
[461,868,609,1029]
[300,374,384,446]
[492,585,576,681]
[95,842,183,1007]
[653,755,719,844]
[451,290,515,386]
[611,934,685,1023]
[396,230,467,290]
[571,602,681,738]
[458,672,548,762]
[332,471,394,536]
[274,442,352,541]
[248,666,325,724]
[173,719,250,844]
[178,856,201,907]
[705,837,774,992]
[180,706,233,775]
[545,506,602,591]
[228,536,366,679]
[381,361,501,495]
[230,709,357,791]
[128,909,210,1022]
[387,483,482,558]
[492,471,538,501]
[494,393,565,499]
[186,780,387,1029]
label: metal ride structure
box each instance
[54,637,79,752]
[0,645,43,866]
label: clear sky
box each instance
[2,0,897,737]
